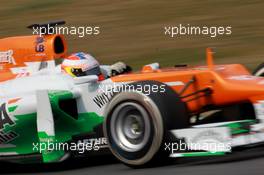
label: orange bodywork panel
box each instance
[111,64,264,113]
[0,34,67,82]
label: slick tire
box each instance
[103,80,189,167]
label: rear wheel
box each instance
[103,81,189,167]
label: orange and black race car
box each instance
[0,21,264,167]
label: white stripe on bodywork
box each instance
[193,120,250,128]
[165,81,184,86]
[170,127,231,152]
[252,102,264,131]
[231,132,264,147]
[36,90,55,136]
[0,152,18,156]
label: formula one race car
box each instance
[1,22,264,167]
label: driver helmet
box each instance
[61,52,104,80]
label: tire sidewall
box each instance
[104,91,164,166]
[103,80,189,166]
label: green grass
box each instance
[1,0,264,70]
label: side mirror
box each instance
[73,75,98,84]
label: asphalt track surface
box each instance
[2,146,264,175]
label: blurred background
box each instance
[0,0,264,70]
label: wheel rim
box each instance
[110,102,151,152]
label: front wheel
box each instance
[103,81,189,167]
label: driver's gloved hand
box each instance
[110,61,132,76]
